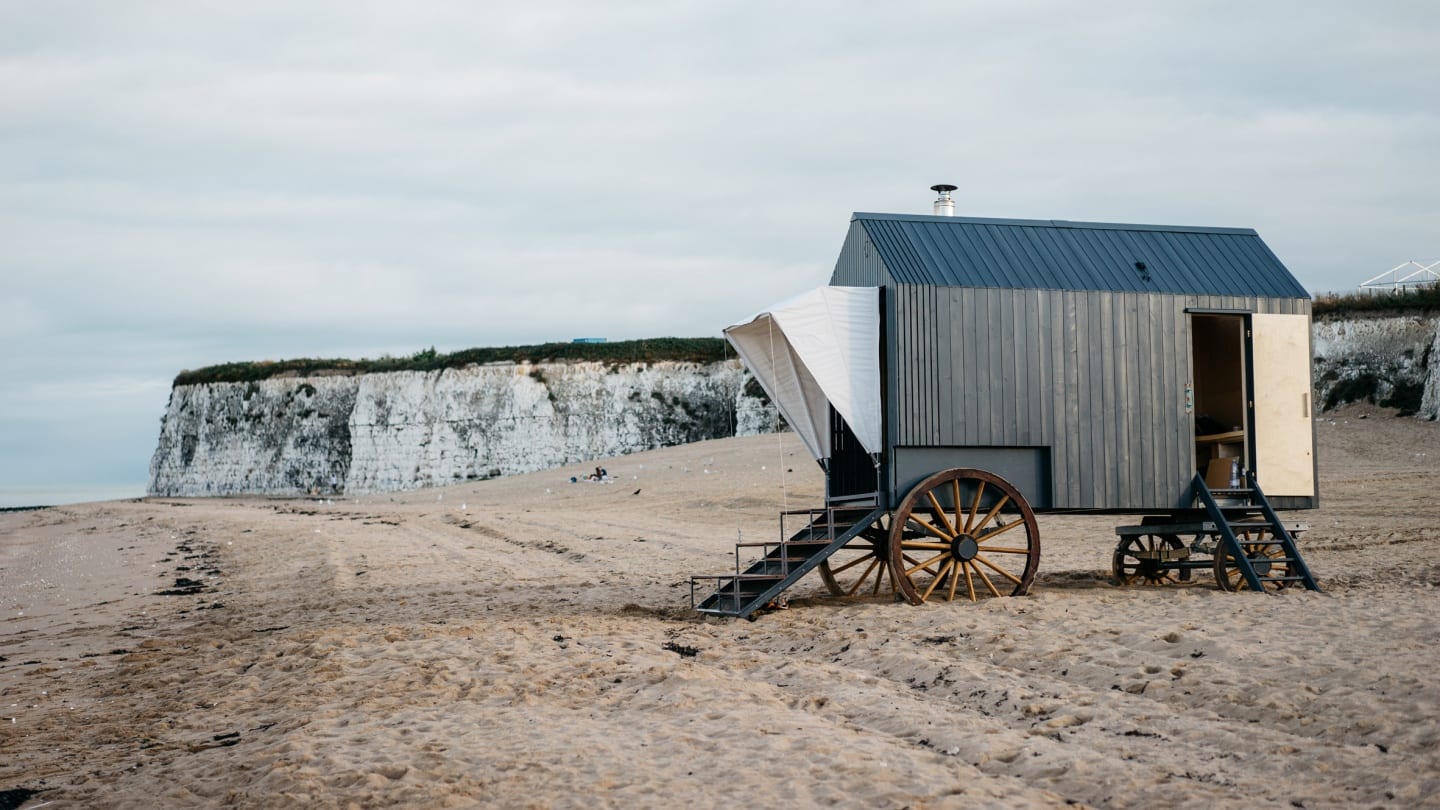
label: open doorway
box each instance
[827,407,877,502]
[1190,314,1248,487]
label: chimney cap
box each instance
[930,183,957,216]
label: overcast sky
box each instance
[2,1,1437,503]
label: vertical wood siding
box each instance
[886,286,1308,509]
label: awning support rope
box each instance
[768,316,788,514]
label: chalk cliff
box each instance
[149,360,780,497]
[1312,312,1440,420]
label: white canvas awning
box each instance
[724,285,881,462]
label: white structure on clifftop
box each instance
[1359,260,1440,294]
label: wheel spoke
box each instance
[978,545,1031,554]
[872,560,890,595]
[973,554,1023,586]
[1116,533,1195,588]
[964,481,986,533]
[906,516,952,542]
[972,561,1003,597]
[901,541,951,551]
[952,480,963,532]
[820,514,898,599]
[906,551,949,577]
[975,494,1011,533]
[829,553,877,576]
[947,559,961,602]
[846,558,881,596]
[963,560,977,601]
[902,551,942,576]
[901,549,945,578]
[925,491,956,537]
[920,559,953,601]
[975,519,1023,544]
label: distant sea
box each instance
[0,484,147,510]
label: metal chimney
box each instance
[930,184,957,216]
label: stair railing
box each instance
[1192,473,1266,592]
[1245,470,1320,591]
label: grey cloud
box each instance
[1,1,1436,496]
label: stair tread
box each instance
[1193,473,1319,592]
[695,504,888,617]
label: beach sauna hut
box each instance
[694,188,1319,618]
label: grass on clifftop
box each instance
[1314,285,1440,317]
[174,338,730,387]
[174,286,1438,386]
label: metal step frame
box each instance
[1192,472,1319,592]
[692,505,885,619]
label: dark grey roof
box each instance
[853,212,1310,299]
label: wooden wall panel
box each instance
[884,287,1310,510]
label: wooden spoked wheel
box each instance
[1213,528,1294,592]
[1112,534,1192,586]
[888,468,1040,605]
[818,518,897,598]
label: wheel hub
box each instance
[950,534,980,562]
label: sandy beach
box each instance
[3,408,1439,808]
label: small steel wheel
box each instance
[1213,528,1294,592]
[888,468,1040,605]
[1112,534,1192,586]
[818,517,897,598]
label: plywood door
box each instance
[1250,313,1316,497]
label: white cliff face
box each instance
[147,376,359,496]
[1313,313,1440,419]
[149,360,783,497]
[1423,328,1440,419]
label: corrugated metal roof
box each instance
[851,213,1310,299]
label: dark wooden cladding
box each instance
[831,222,890,287]
[884,285,1309,510]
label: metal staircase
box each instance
[1192,471,1319,592]
[692,505,885,619]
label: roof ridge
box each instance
[851,211,1258,236]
